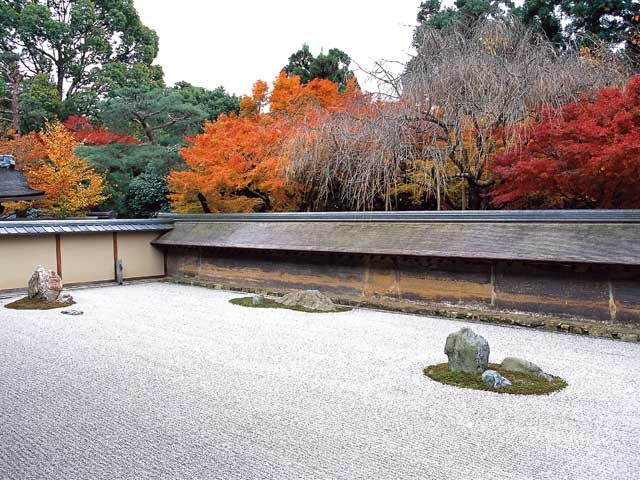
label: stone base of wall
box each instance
[164,246,640,339]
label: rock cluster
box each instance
[27,266,73,305]
[443,327,555,389]
[277,290,337,312]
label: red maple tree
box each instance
[491,76,640,209]
[64,116,139,146]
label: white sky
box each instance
[133,0,423,96]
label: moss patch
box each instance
[229,296,351,313]
[4,297,74,310]
[424,362,567,395]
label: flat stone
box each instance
[500,357,553,381]
[61,310,83,316]
[444,327,490,373]
[482,370,512,388]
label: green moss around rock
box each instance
[424,362,567,395]
[229,296,351,314]
[4,297,74,310]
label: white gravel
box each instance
[1,282,639,480]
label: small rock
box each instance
[482,370,512,388]
[500,357,554,381]
[61,310,83,316]
[444,327,490,373]
[57,292,74,305]
[621,334,639,343]
[252,295,265,305]
[277,290,337,312]
[27,266,63,302]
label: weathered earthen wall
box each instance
[165,246,640,325]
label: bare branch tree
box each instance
[287,15,627,211]
[403,15,625,208]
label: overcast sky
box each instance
[133,0,424,96]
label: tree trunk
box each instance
[9,70,21,134]
[197,193,211,213]
[56,64,65,101]
[142,121,157,145]
[466,178,482,210]
[461,180,466,210]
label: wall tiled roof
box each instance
[154,211,640,266]
[0,219,173,236]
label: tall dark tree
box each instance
[283,44,315,83]
[0,0,159,102]
[416,0,640,67]
[516,0,563,44]
[0,53,22,133]
[100,87,205,146]
[415,1,514,30]
[283,44,355,90]
[18,74,62,133]
[173,82,240,122]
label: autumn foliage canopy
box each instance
[25,121,109,217]
[0,132,48,171]
[64,116,139,146]
[491,76,640,209]
[169,73,361,212]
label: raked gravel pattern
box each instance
[1,282,639,480]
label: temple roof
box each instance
[0,155,44,202]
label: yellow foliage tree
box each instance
[26,121,108,218]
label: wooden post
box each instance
[55,234,62,277]
[112,232,118,279]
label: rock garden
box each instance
[424,327,567,395]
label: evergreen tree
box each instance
[283,44,355,90]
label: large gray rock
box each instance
[482,370,512,388]
[277,290,337,312]
[27,266,63,302]
[444,327,490,373]
[500,357,553,381]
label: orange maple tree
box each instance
[169,73,360,213]
[0,132,48,171]
[25,121,109,218]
